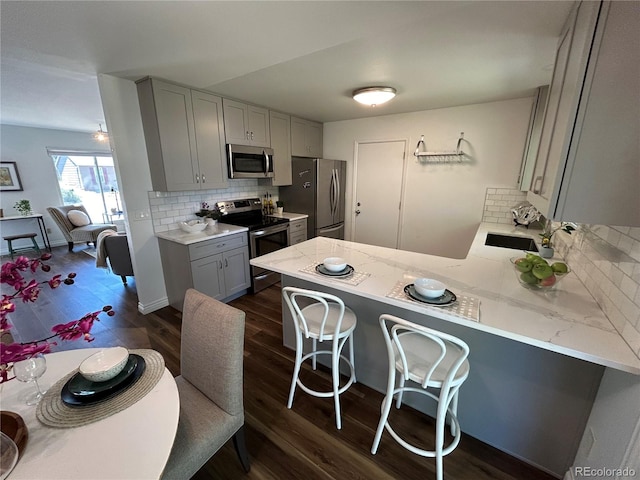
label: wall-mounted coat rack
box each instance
[414,132,466,162]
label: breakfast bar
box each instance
[250,223,640,477]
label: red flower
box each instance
[19,280,40,303]
[48,274,62,289]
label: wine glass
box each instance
[13,354,47,405]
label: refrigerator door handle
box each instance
[329,169,336,217]
[334,167,341,219]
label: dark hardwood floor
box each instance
[4,246,557,480]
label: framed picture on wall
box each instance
[0,162,23,191]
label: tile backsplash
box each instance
[554,224,640,358]
[482,187,527,224]
[148,180,279,232]
[482,187,640,359]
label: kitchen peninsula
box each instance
[250,223,640,477]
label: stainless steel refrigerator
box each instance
[279,157,346,240]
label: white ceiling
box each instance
[0,1,573,134]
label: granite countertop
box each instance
[250,222,640,374]
[155,223,248,245]
[268,212,309,221]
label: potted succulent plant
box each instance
[539,220,576,258]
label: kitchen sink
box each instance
[485,233,539,252]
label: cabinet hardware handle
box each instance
[202,175,205,183]
[225,258,228,267]
[195,174,200,183]
[251,132,254,140]
[532,175,543,194]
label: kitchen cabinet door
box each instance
[137,78,228,191]
[191,90,228,189]
[223,99,270,147]
[247,105,270,147]
[527,1,639,226]
[291,117,323,157]
[269,111,292,186]
[137,79,199,191]
[191,253,225,300]
[222,246,251,297]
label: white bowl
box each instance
[79,347,129,382]
[414,278,446,298]
[323,257,347,272]
[179,220,207,234]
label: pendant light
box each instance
[352,87,397,106]
[93,123,109,142]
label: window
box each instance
[49,151,123,224]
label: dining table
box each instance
[0,348,179,479]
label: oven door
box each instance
[249,223,290,291]
[227,144,274,179]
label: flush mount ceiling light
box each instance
[93,123,109,142]
[352,87,397,107]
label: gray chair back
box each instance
[181,288,245,416]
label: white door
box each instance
[353,140,406,248]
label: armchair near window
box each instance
[46,205,116,252]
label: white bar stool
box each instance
[371,314,470,480]
[282,286,357,430]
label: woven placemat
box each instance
[36,349,165,428]
[299,263,371,286]
[386,281,480,322]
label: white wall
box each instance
[0,124,110,253]
[98,74,169,314]
[323,97,533,259]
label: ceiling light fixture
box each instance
[93,123,109,142]
[352,87,397,107]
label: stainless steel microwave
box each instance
[227,144,274,179]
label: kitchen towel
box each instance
[386,281,480,322]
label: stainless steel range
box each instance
[216,198,289,292]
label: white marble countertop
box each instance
[268,212,309,221]
[155,223,248,245]
[250,222,640,374]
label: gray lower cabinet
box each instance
[289,218,307,245]
[158,233,250,310]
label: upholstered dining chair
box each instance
[161,288,250,479]
[46,205,116,252]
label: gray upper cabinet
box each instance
[137,78,227,191]
[223,98,270,147]
[291,117,323,158]
[269,111,292,186]
[527,1,639,226]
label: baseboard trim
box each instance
[138,296,169,314]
